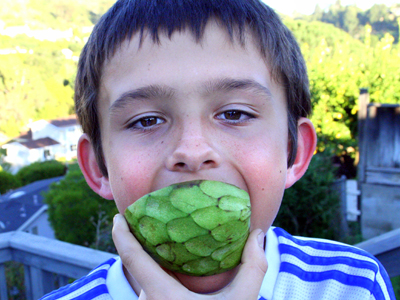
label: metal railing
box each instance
[0,231,115,300]
[0,228,399,300]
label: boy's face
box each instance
[98,21,290,235]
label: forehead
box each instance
[99,21,284,109]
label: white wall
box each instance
[19,206,55,239]
[2,142,30,173]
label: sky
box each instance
[263,0,399,16]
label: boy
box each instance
[41,0,395,299]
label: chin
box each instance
[172,266,239,294]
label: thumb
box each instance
[224,229,268,299]
[138,290,147,300]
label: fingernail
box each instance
[257,230,265,248]
[113,214,119,224]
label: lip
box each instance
[153,178,247,194]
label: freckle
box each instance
[161,141,164,144]
[121,177,124,181]
[280,170,282,173]
[262,188,265,191]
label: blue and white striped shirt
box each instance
[40,227,395,300]
[266,227,395,300]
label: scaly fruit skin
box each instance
[124,180,251,277]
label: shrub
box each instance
[273,152,341,241]
[44,164,118,251]
[16,160,67,186]
[0,171,21,194]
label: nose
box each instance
[165,130,221,173]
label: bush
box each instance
[391,276,400,300]
[5,262,25,300]
[44,164,118,251]
[16,160,67,186]
[273,152,341,241]
[0,171,21,194]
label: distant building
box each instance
[1,115,82,174]
[0,176,63,238]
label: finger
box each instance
[224,229,268,299]
[112,214,187,297]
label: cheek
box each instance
[236,144,288,232]
[248,165,286,232]
[107,152,160,214]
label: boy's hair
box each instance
[75,0,311,177]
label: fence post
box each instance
[357,88,369,185]
[0,263,8,300]
[23,265,32,300]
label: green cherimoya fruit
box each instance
[124,180,251,276]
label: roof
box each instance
[20,137,59,149]
[0,176,64,233]
[3,136,60,150]
[49,115,78,128]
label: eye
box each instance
[128,116,165,130]
[223,111,244,120]
[216,110,255,123]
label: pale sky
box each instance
[264,0,399,16]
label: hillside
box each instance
[292,1,400,44]
[0,0,115,30]
[0,0,115,138]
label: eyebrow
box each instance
[109,77,272,114]
[201,78,273,99]
[109,84,175,113]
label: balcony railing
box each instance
[355,227,400,278]
[0,231,114,300]
[1,228,399,300]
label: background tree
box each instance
[285,19,400,161]
[274,153,341,240]
[44,164,118,252]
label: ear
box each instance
[77,134,114,200]
[285,118,317,189]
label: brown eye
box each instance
[128,116,165,131]
[215,109,255,124]
[224,111,242,120]
[140,117,158,127]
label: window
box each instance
[70,144,77,151]
[44,149,51,159]
[31,226,38,235]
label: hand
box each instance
[112,213,268,300]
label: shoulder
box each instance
[272,227,395,299]
[40,257,117,300]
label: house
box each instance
[0,176,64,238]
[1,115,82,174]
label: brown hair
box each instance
[75,0,311,177]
